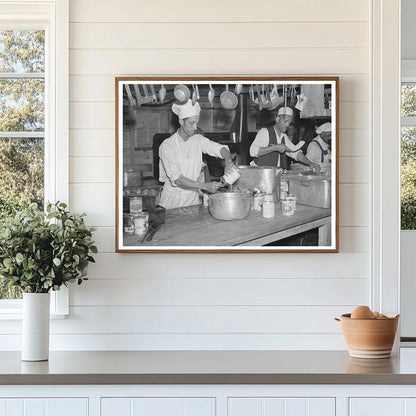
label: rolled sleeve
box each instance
[306,142,320,163]
[199,135,229,158]
[249,128,269,157]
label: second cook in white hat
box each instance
[249,106,321,174]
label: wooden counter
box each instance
[124,203,331,247]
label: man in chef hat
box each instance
[249,106,321,173]
[158,98,235,209]
[306,122,332,172]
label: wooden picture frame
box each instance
[115,77,339,253]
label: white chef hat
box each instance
[172,99,201,119]
[316,122,332,134]
[277,106,293,117]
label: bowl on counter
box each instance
[336,313,399,359]
[208,192,251,221]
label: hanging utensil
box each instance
[208,84,215,107]
[174,84,191,103]
[158,84,166,104]
[249,84,255,102]
[132,84,142,106]
[149,84,157,103]
[255,84,262,110]
[283,85,287,107]
[192,84,198,105]
[235,84,242,95]
[125,84,136,107]
[261,84,266,106]
[291,85,296,102]
[267,85,272,108]
[142,84,152,103]
[220,84,238,110]
[195,84,200,99]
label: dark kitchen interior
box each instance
[122,83,332,182]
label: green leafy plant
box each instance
[0,202,97,293]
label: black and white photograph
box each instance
[116,77,338,252]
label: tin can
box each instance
[253,193,264,211]
[286,194,297,211]
[129,196,142,216]
[281,197,295,216]
[123,214,134,234]
[222,166,241,185]
[262,194,275,218]
[133,212,149,237]
[280,180,289,199]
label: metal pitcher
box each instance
[234,165,283,201]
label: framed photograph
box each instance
[115,77,339,253]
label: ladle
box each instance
[158,84,166,104]
[208,84,215,107]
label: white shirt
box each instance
[249,127,301,163]
[159,131,228,209]
[306,135,331,164]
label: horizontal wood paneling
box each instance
[70,22,368,50]
[0,306,354,335]
[71,278,368,306]
[339,184,369,227]
[70,0,369,23]
[58,0,373,351]
[91,227,115,253]
[338,129,369,157]
[70,75,114,102]
[85,252,369,279]
[339,227,369,253]
[69,129,115,157]
[69,157,114,183]
[52,305,350,334]
[339,157,369,183]
[69,49,368,76]
[69,74,369,103]
[69,183,114,226]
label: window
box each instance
[0,0,69,314]
[0,29,45,300]
[401,79,416,230]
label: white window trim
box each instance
[0,0,69,317]
[371,0,401,322]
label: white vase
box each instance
[22,292,50,361]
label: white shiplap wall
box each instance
[56,0,372,350]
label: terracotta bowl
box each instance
[338,313,399,359]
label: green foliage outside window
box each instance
[401,85,416,230]
[0,30,45,298]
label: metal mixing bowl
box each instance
[208,192,251,221]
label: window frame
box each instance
[401,61,416,231]
[0,0,69,316]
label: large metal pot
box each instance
[208,192,251,221]
[234,165,283,201]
